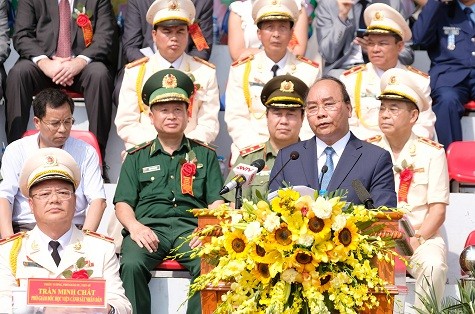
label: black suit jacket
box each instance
[13,0,118,68]
[121,0,213,62]
[269,133,397,207]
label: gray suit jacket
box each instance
[13,0,118,68]
[315,0,414,73]
[121,0,213,62]
[269,133,397,208]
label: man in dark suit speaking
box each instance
[269,76,396,208]
[4,0,118,165]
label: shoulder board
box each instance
[232,55,254,67]
[127,141,153,154]
[407,66,429,78]
[418,137,443,150]
[240,143,266,157]
[125,57,150,69]
[342,64,366,76]
[296,55,319,68]
[365,135,382,143]
[0,232,27,245]
[83,230,114,243]
[191,139,216,151]
[192,56,216,69]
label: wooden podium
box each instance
[195,210,405,314]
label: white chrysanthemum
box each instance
[263,212,281,232]
[281,268,299,283]
[311,197,333,219]
[244,221,262,240]
[332,214,347,231]
[297,233,314,247]
[231,213,243,225]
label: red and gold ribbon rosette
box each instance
[181,161,197,196]
[74,6,93,47]
[397,167,414,203]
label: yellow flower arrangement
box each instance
[189,188,399,314]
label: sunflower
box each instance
[333,220,360,254]
[252,262,272,284]
[290,248,317,273]
[249,243,267,263]
[269,223,294,251]
[224,230,248,259]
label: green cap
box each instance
[260,75,309,109]
[141,69,195,107]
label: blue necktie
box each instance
[465,7,474,29]
[320,147,335,192]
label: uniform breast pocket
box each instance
[138,170,165,195]
[409,169,429,206]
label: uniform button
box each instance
[171,156,174,159]
[170,175,174,179]
[472,51,475,56]
[174,204,177,207]
[151,177,155,181]
[472,38,475,43]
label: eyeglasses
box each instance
[306,101,343,116]
[40,117,75,131]
[379,106,409,116]
[31,189,74,201]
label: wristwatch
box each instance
[108,305,116,314]
[415,233,426,245]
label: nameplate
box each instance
[27,278,106,308]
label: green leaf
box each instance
[188,150,196,162]
[62,270,72,278]
[76,257,86,268]
[87,270,93,277]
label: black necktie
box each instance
[169,64,174,68]
[49,241,61,266]
[359,0,368,30]
[271,64,279,77]
[465,7,474,29]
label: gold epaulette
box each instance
[407,66,429,78]
[240,143,265,157]
[193,56,216,69]
[83,230,114,243]
[191,139,217,151]
[296,55,319,68]
[232,55,254,67]
[127,141,153,154]
[418,137,443,150]
[0,232,26,245]
[366,135,382,143]
[126,57,150,69]
[342,64,366,76]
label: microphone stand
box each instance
[235,184,243,209]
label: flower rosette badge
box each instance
[187,189,400,314]
[73,5,93,47]
[394,159,420,203]
[62,257,94,279]
[180,150,203,196]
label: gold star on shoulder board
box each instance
[74,242,82,251]
[409,144,416,156]
[31,241,39,253]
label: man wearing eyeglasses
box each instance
[0,88,106,238]
[369,68,448,309]
[0,148,131,313]
[339,3,436,141]
[269,76,396,207]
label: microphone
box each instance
[318,165,328,195]
[219,159,265,195]
[268,151,300,187]
[351,179,375,209]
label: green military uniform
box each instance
[114,67,223,314]
[115,137,223,314]
[223,141,277,202]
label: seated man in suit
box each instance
[5,0,118,167]
[223,74,308,204]
[114,69,224,314]
[0,88,106,239]
[0,147,132,313]
[370,68,448,309]
[269,76,397,207]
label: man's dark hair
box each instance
[313,76,351,104]
[33,88,75,119]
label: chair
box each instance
[446,141,475,192]
[22,129,102,167]
[150,260,192,279]
[465,100,475,113]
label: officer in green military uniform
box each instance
[113,69,224,314]
[223,74,308,204]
